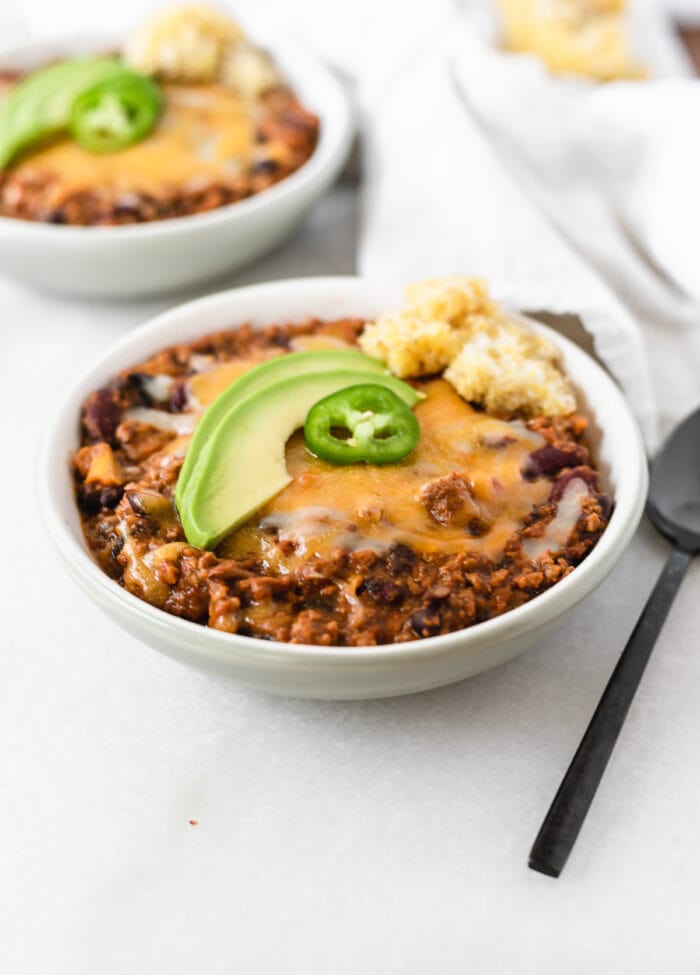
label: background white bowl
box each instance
[0,34,353,298]
[37,277,648,699]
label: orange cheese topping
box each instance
[219,379,550,569]
[188,352,283,408]
[9,83,254,201]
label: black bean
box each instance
[252,158,279,175]
[387,543,415,575]
[118,372,153,407]
[269,332,291,349]
[110,534,125,558]
[76,486,102,515]
[426,585,451,602]
[99,486,124,509]
[113,202,143,220]
[363,578,402,603]
[410,607,442,638]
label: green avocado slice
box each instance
[175,349,387,513]
[0,57,132,167]
[179,369,421,550]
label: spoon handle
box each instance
[529,546,692,878]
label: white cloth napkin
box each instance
[357,1,700,446]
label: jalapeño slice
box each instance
[304,384,420,466]
[0,57,131,168]
[69,72,163,153]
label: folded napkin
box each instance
[357,0,700,445]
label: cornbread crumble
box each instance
[494,0,645,81]
[359,278,577,416]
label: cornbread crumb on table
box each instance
[359,276,577,416]
[493,0,646,81]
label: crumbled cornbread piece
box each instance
[444,324,577,416]
[405,277,498,325]
[360,312,467,378]
[124,4,244,84]
[360,277,577,416]
[220,42,280,98]
[494,0,645,81]
[359,277,495,378]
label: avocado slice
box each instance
[175,349,387,513]
[179,369,421,550]
[0,57,131,167]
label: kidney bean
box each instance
[551,466,600,501]
[170,381,188,412]
[524,442,589,479]
[83,387,121,443]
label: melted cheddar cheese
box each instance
[219,379,551,569]
[9,83,254,201]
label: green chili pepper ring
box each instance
[304,384,420,466]
[69,72,164,153]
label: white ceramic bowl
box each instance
[0,34,352,298]
[38,277,648,699]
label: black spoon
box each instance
[529,406,700,878]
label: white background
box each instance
[1,2,700,973]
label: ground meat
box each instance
[74,318,613,646]
[417,473,488,532]
[116,421,176,463]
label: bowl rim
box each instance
[0,29,353,240]
[37,275,649,666]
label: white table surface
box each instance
[1,181,699,974]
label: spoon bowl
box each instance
[648,406,700,552]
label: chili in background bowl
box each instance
[37,277,648,699]
[0,33,352,298]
